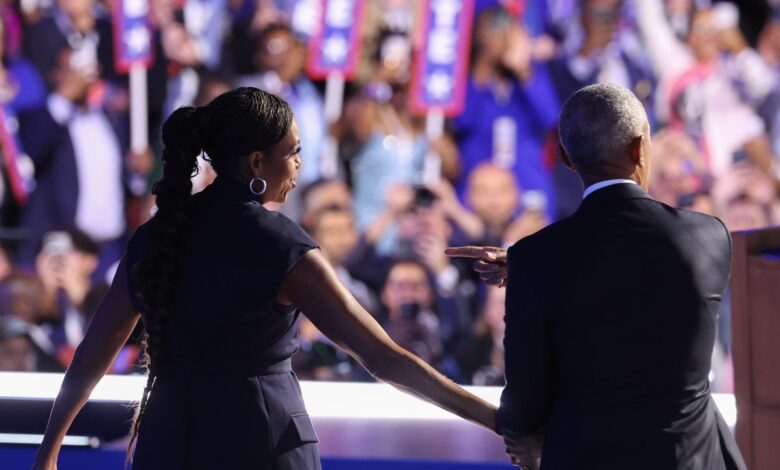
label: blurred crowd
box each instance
[1,0,779,391]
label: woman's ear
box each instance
[248,150,264,177]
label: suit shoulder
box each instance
[674,206,730,241]
[508,216,576,259]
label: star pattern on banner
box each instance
[425,71,453,100]
[125,26,151,55]
[323,34,349,64]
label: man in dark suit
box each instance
[448,83,746,470]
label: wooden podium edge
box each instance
[730,227,780,470]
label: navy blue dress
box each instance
[126,176,321,469]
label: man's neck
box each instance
[580,173,639,189]
[583,178,638,198]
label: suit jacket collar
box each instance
[576,181,653,214]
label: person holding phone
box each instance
[31,87,496,470]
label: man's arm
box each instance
[497,242,553,438]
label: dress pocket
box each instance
[290,412,319,443]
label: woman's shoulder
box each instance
[126,219,154,260]
[239,203,315,244]
[236,204,320,279]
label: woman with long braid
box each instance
[31,87,497,470]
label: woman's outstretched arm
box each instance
[32,257,140,470]
[282,250,498,432]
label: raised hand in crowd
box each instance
[501,24,534,81]
[712,160,778,208]
[364,183,414,244]
[53,53,97,104]
[161,22,201,67]
[398,199,456,277]
[125,147,155,177]
[429,180,485,242]
[428,135,462,182]
[502,210,548,247]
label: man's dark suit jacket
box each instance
[14,103,129,264]
[497,182,746,470]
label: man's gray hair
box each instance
[558,84,648,173]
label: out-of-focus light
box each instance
[0,433,96,446]
[0,373,736,427]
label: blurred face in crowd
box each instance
[0,336,35,372]
[711,161,776,228]
[481,287,506,342]
[51,49,96,105]
[0,247,11,281]
[721,197,772,232]
[647,129,706,206]
[36,248,95,289]
[474,9,514,62]
[253,119,301,204]
[195,79,232,108]
[254,27,306,83]
[666,0,693,15]
[313,208,358,267]
[57,0,96,33]
[35,232,99,312]
[4,274,45,323]
[688,9,720,62]
[381,262,434,320]
[582,0,621,30]
[301,180,353,231]
[467,164,519,230]
[398,200,450,242]
[305,181,352,213]
[375,34,412,87]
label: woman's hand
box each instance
[30,456,57,470]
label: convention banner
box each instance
[410,0,475,116]
[307,0,366,80]
[0,108,27,205]
[112,0,154,73]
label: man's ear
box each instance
[629,135,644,167]
[558,142,576,172]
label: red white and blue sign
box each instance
[307,0,366,80]
[112,0,154,73]
[410,0,475,116]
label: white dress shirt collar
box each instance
[583,179,638,200]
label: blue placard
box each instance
[112,0,154,72]
[307,0,366,79]
[410,0,475,116]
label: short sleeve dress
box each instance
[126,176,321,470]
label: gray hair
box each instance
[558,83,648,173]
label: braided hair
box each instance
[127,88,293,460]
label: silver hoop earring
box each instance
[249,177,267,196]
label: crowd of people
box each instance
[1,0,779,391]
